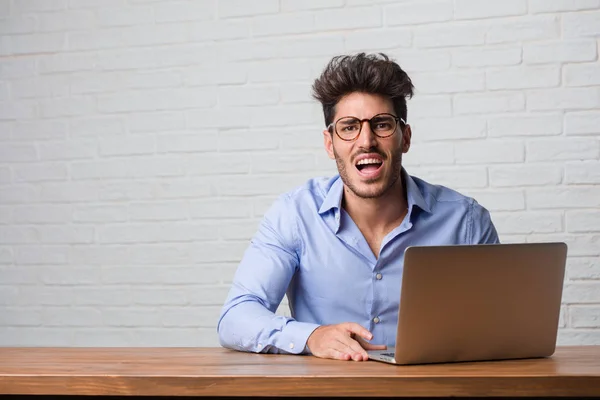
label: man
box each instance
[217,53,499,361]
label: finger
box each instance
[355,335,387,351]
[337,336,368,360]
[343,322,373,341]
[327,348,352,361]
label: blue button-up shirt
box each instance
[217,169,499,354]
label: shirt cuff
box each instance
[276,320,320,355]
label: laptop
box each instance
[368,242,567,365]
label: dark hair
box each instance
[312,53,414,128]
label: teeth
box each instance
[356,158,382,166]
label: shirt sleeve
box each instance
[470,201,500,244]
[216,193,320,355]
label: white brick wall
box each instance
[0,0,599,347]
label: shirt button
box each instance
[289,343,295,350]
[376,273,382,280]
[257,343,263,350]
[373,317,380,324]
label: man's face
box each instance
[323,92,411,199]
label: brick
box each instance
[526,138,599,162]
[566,161,600,184]
[13,120,68,140]
[218,0,277,17]
[487,15,559,44]
[386,50,450,73]
[13,163,68,183]
[129,201,189,222]
[563,10,600,37]
[486,66,560,90]
[452,46,522,67]
[218,86,279,107]
[455,140,524,164]
[219,220,259,240]
[102,266,220,285]
[68,0,124,8]
[0,101,37,120]
[73,204,128,223]
[127,112,185,133]
[163,306,221,327]
[249,104,319,128]
[15,246,69,265]
[0,17,36,35]
[454,92,525,115]
[132,288,188,306]
[567,211,600,233]
[155,0,215,22]
[0,309,42,327]
[127,244,194,265]
[14,0,67,12]
[69,245,129,266]
[6,33,66,55]
[41,182,100,203]
[100,178,214,201]
[280,83,312,104]
[566,111,600,136]
[558,329,600,345]
[218,174,313,196]
[0,167,11,184]
[0,1,9,16]
[0,265,38,283]
[252,12,315,37]
[0,59,36,79]
[73,287,132,306]
[0,226,40,244]
[190,198,253,220]
[407,167,488,189]
[96,48,155,71]
[247,59,312,83]
[530,0,600,13]
[565,64,600,87]
[69,72,122,94]
[98,222,214,244]
[528,187,600,209]
[103,308,162,327]
[407,95,452,118]
[488,114,562,137]
[563,282,600,304]
[281,0,343,11]
[188,153,251,175]
[455,0,526,19]
[71,116,125,137]
[280,128,329,150]
[403,143,455,166]
[0,144,37,162]
[43,308,103,327]
[157,131,218,154]
[73,329,135,346]
[72,157,186,180]
[37,11,95,32]
[38,226,94,244]
[189,287,232,305]
[0,82,7,101]
[98,88,216,113]
[570,306,600,328]
[40,97,95,118]
[251,152,315,174]
[411,117,486,141]
[39,266,101,285]
[154,44,216,67]
[0,247,12,265]
[567,257,600,280]
[385,1,452,25]
[314,6,381,31]
[133,328,216,346]
[411,71,485,94]
[190,19,250,42]
[99,136,156,157]
[524,40,597,64]
[39,52,97,73]
[493,211,562,234]
[527,88,600,111]
[38,139,97,161]
[489,165,562,187]
[0,327,74,346]
[461,190,525,211]
[13,205,71,224]
[564,235,600,257]
[0,185,39,205]
[415,24,486,48]
[96,6,154,26]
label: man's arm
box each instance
[217,194,320,354]
[470,200,500,244]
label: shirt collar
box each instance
[318,168,432,215]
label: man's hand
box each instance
[306,322,387,361]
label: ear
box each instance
[401,124,412,153]
[323,129,335,160]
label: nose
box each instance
[357,120,378,147]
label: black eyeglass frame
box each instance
[326,113,407,141]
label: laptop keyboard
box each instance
[381,352,395,357]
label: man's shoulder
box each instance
[280,175,337,204]
[411,174,480,211]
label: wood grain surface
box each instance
[0,346,599,397]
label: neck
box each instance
[342,175,409,236]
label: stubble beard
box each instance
[333,145,403,200]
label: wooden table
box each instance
[0,347,599,398]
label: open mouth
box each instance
[355,157,384,178]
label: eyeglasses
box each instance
[327,113,405,141]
